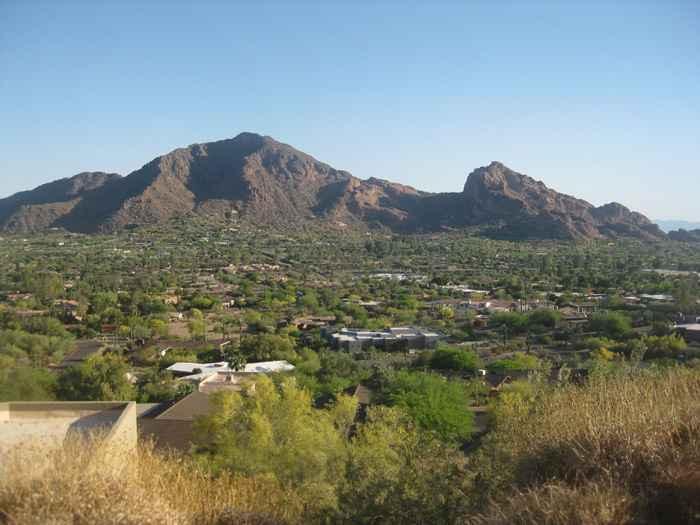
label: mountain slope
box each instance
[0,134,666,240]
[448,162,664,240]
[0,172,122,234]
[668,229,700,243]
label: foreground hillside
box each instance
[2,366,698,524]
[0,133,665,240]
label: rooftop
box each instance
[166,360,295,380]
[0,401,137,457]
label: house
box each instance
[673,323,700,343]
[53,299,82,310]
[16,309,51,319]
[197,371,258,394]
[471,368,588,394]
[438,284,490,295]
[638,294,675,303]
[477,300,529,315]
[557,307,589,329]
[166,360,295,380]
[322,326,445,353]
[155,294,178,305]
[566,302,598,315]
[139,338,232,358]
[137,392,213,452]
[425,299,473,313]
[294,315,336,330]
[1,401,137,458]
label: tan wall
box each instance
[0,401,137,451]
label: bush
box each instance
[486,359,525,372]
[536,334,554,345]
[429,347,479,372]
[470,367,700,522]
[385,370,474,439]
[586,312,631,340]
[0,431,305,523]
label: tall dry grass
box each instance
[0,432,305,524]
[470,366,700,524]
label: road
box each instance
[50,341,104,374]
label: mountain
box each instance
[0,133,665,240]
[0,172,122,235]
[441,162,664,240]
[668,229,700,243]
[654,220,700,233]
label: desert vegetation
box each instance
[1,223,699,523]
[1,365,698,523]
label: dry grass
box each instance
[470,480,637,525]
[4,367,698,524]
[0,432,305,524]
[471,367,700,524]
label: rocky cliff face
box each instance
[451,162,665,240]
[0,135,667,241]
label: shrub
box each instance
[0,431,305,524]
[429,347,479,371]
[486,359,525,372]
[470,367,700,523]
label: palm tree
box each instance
[225,348,247,371]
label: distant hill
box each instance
[0,133,666,241]
[667,229,700,243]
[654,220,700,233]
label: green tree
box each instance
[338,405,472,524]
[146,318,169,339]
[194,375,353,506]
[486,359,525,372]
[225,348,247,371]
[675,274,699,313]
[526,308,564,329]
[0,366,57,401]
[135,368,177,403]
[389,294,418,311]
[55,353,134,401]
[240,333,296,362]
[485,380,535,430]
[489,311,527,344]
[188,318,206,341]
[590,347,615,361]
[385,370,474,439]
[586,312,631,340]
[429,347,479,372]
[642,333,687,359]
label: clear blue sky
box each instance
[1,0,699,221]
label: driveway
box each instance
[50,341,104,374]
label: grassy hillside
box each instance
[469,365,700,524]
[2,366,698,524]
[0,435,304,524]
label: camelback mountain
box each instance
[0,132,665,240]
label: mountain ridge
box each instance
[0,133,666,241]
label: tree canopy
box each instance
[194,375,354,505]
[385,370,474,439]
[587,312,631,340]
[55,353,134,401]
[429,347,480,372]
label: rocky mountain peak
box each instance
[0,136,668,241]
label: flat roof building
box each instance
[0,401,137,478]
[322,326,446,353]
[0,401,136,453]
